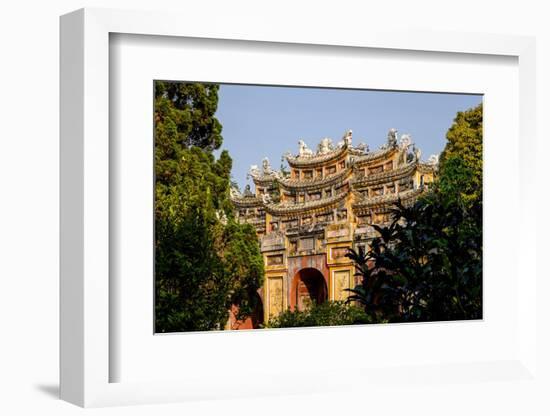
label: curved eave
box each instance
[250,174,279,186]
[265,191,348,216]
[279,167,352,191]
[243,217,266,227]
[231,196,263,208]
[352,189,423,211]
[417,163,437,174]
[353,146,398,167]
[285,145,349,168]
[351,163,416,188]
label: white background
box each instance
[112,34,519,383]
[1,1,549,415]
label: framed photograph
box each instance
[150,80,482,333]
[60,8,538,408]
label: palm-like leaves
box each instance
[346,190,482,323]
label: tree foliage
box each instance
[439,103,483,205]
[347,103,483,323]
[263,301,372,329]
[347,193,482,322]
[154,81,264,332]
[154,81,223,153]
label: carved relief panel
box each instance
[266,254,284,266]
[268,276,284,318]
[331,246,349,261]
[333,269,352,301]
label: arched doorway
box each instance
[249,291,265,328]
[291,268,328,311]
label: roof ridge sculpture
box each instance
[230,184,263,207]
[424,153,440,166]
[248,157,280,182]
[285,130,365,167]
[353,130,418,166]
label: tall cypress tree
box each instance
[154,81,264,332]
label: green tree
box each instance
[219,221,265,321]
[154,81,264,332]
[154,81,223,153]
[347,193,482,322]
[439,103,483,205]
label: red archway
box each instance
[290,268,328,311]
[228,292,264,330]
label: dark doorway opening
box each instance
[292,268,327,311]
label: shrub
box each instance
[263,301,372,328]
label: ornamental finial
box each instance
[387,128,398,147]
[298,140,314,157]
[343,129,353,146]
[262,157,272,174]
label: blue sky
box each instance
[215,84,482,190]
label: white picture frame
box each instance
[60,7,538,408]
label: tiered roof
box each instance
[230,186,262,208]
[353,146,398,166]
[284,131,367,168]
[230,128,438,223]
[352,163,417,187]
[264,191,348,216]
[353,188,422,211]
[285,143,349,168]
[247,158,280,186]
[279,167,352,191]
